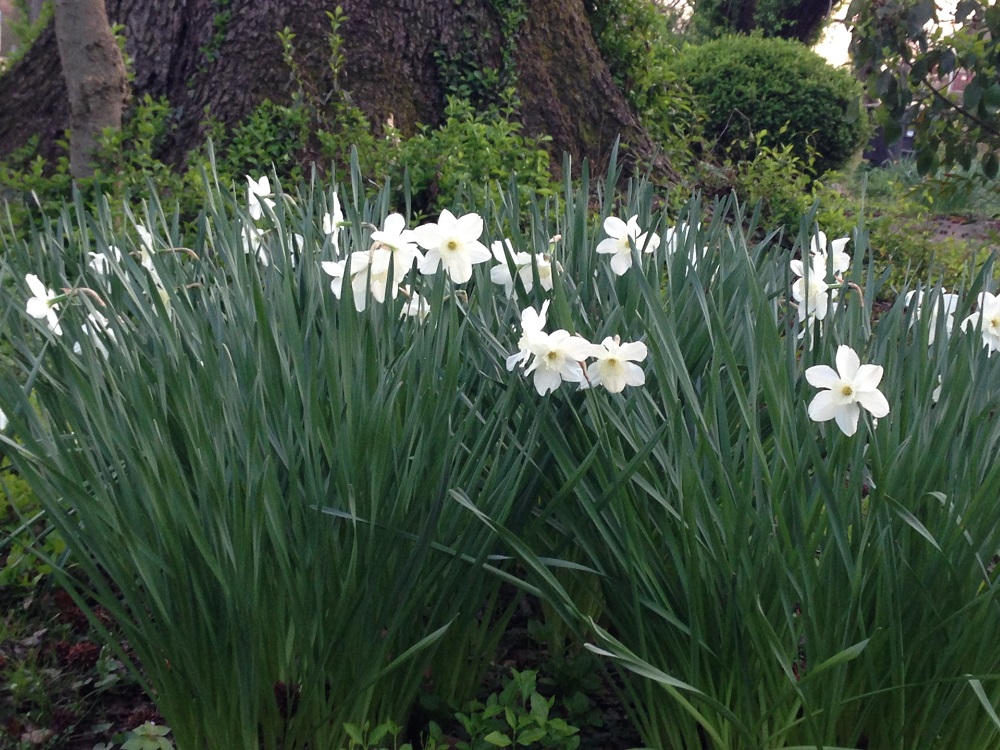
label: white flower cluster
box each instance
[505,302,647,396]
[791,230,851,326]
[29,183,1000,434]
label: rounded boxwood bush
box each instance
[674,34,869,176]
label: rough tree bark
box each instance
[53,0,128,178]
[0,0,665,178]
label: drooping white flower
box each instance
[323,191,344,238]
[321,247,391,312]
[241,224,269,266]
[136,224,154,254]
[322,191,344,254]
[506,301,550,371]
[247,175,275,220]
[789,252,827,280]
[25,274,62,335]
[133,224,166,291]
[489,240,554,297]
[415,210,491,283]
[72,312,116,359]
[596,215,659,276]
[399,286,430,321]
[805,345,890,436]
[809,230,851,277]
[961,291,1000,353]
[582,336,648,393]
[905,289,960,345]
[88,246,123,275]
[524,330,597,396]
[371,212,416,252]
[0,407,7,431]
[791,274,831,322]
[490,240,532,297]
[372,213,423,280]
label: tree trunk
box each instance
[53,0,128,178]
[0,0,665,179]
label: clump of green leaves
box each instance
[718,127,816,232]
[118,722,174,750]
[395,97,555,219]
[434,0,526,115]
[432,669,580,750]
[1,467,66,588]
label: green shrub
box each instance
[673,34,869,176]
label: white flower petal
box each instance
[833,403,861,436]
[835,345,860,381]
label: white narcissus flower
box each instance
[415,210,491,283]
[806,345,890,436]
[322,191,344,254]
[506,301,550,371]
[88,246,123,275]
[905,290,960,345]
[372,213,424,282]
[961,291,1000,353]
[789,252,827,280]
[25,274,63,335]
[321,247,392,312]
[247,175,275,220]
[489,240,554,297]
[399,287,430,321]
[242,224,269,266]
[133,224,167,291]
[583,336,648,393]
[136,224,154,254]
[490,239,531,297]
[791,274,831,322]
[323,214,423,310]
[596,215,660,276]
[809,230,851,276]
[371,212,417,252]
[524,330,596,396]
[72,312,116,359]
[0,407,7,431]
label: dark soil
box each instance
[0,580,642,750]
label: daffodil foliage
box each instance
[3,154,1000,750]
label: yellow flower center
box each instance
[841,385,854,397]
[446,239,459,252]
